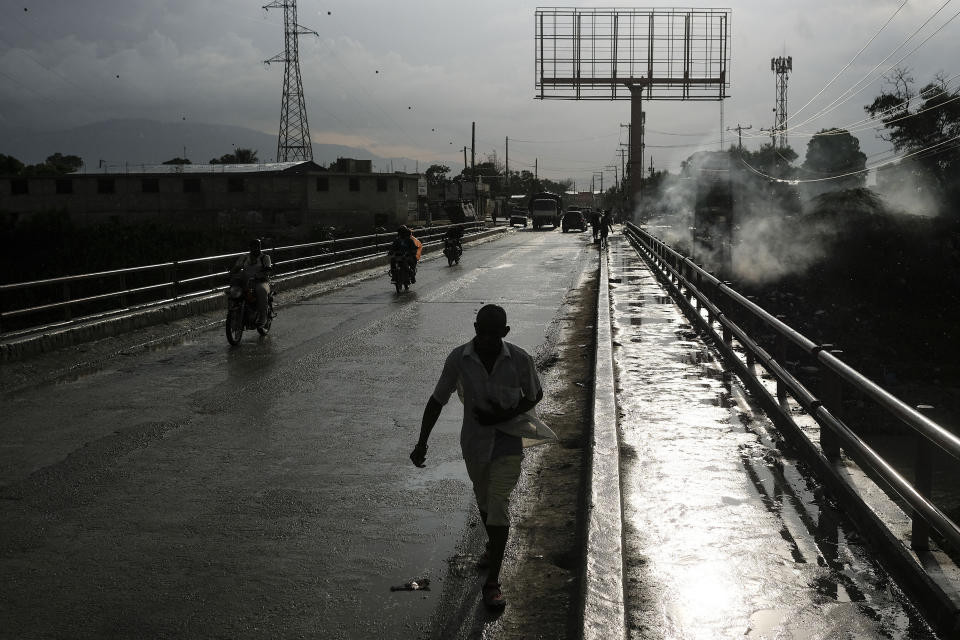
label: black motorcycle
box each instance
[443,237,462,266]
[225,277,275,345]
[390,258,414,294]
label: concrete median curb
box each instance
[582,245,627,640]
[1,227,507,362]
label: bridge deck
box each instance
[607,235,940,639]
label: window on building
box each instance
[228,177,245,193]
[55,179,73,194]
[316,176,329,191]
[376,177,387,192]
[141,178,160,193]
[398,179,404,193]
[349,177,360,192]
[183,178,202,193]
[11,179,28,195]
[97,178,115,194]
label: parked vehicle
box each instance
[562,208,588,232]
[225,277,275,345]
[443,236,463,266]
[528,192,563,230]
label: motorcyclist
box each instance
[232,238,272,328]
[389,225,419,283]
[444,225,463,252]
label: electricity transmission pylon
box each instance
[264,0,317,162]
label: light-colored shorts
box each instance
[464,454,523,527]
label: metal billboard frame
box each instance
[535,7,731,101]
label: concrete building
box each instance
[0,159,421,240]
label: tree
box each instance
[737,143,798,178]
[16,152,84,176]
[162,157,192,165]
[210,148,258,164]
[801,128,867,197]
[865,69,960,209]
[424,163,450,188]
[45,153,83,173]
[0,153,24,175]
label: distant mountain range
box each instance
[0,118,420,172]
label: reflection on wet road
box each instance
[0,229,592,639]
[607,235,939,639]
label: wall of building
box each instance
[0,168,421,238]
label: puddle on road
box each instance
[604,236,938,640]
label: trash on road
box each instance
[391,578,431,591]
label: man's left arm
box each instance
[475,350,544,426]
[475,388,543,426]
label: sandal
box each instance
[482,582,506,609]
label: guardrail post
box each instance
[819,349,843,462]
[63,282,72,321]
[776,331,788,407]
[120,273,128,309]
[911,405,935,552]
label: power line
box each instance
[786,0,909,125]
[739,132,960,184]
[775,2,960,136]
[509,132,620,144]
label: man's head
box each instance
[249,238,262,256]
[473,304,509,356]
[397,225,411,237]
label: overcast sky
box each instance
[1,0,957,186]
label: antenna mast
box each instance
[771,55,792,149]
[264,0,317,162]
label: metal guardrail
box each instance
[623,222,960,557]
[0,222,484,337]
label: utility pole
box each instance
[605,164,618,190]
[505,136,509,188]
[726,124,752,152]
[264,0,317,162]
[535,158,538,181]
[620,122,633,193]
[471,122,476,173]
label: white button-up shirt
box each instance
[432,339,543,463]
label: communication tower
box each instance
[771,56,792,149]
[264,0,317,162]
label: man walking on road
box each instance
[409,304,544,609]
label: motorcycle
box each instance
[443,237,462,266]
[225,276,275,345]
[389,256,414,294]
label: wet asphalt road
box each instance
[0,228,593,639]
[607,235,940,639]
